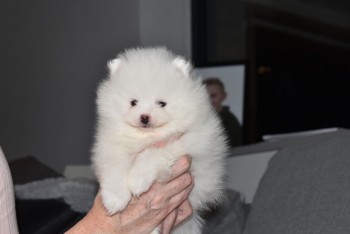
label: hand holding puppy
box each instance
[66,156,193,234]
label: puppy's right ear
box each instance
[172,57,191,76]
[107,58,122,74]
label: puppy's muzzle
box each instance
[140,114,150,126]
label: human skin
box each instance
[65,155,194,234]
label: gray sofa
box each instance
[205,129,350,234]
[9,129,350,234]
[245,129,350,234]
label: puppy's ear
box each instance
[107,58,122,74]
[172,57,192,76]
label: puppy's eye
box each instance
[130,99,138,107]
[157,101,167,108]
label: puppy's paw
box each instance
[101,189,131,215]
[128,168,157,196]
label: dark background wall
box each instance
[0,0,139,172]
[0,0,191,173]
[1,0,350,171]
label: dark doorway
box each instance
[254,25,350,139]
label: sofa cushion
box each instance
[244,132,350,234]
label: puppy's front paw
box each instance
[128,167,157,196]
[101,189,131,215]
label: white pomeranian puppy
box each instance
[92,47,228,234]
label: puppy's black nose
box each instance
[140,114,150,125]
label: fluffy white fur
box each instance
[92,47,228,234]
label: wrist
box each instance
[66,196,118,234]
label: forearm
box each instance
[65,196,117,234]
[0,148,19,234]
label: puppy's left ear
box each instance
[107,58,122,75]
[172,57,192,76]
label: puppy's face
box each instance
[124,96,170,130]
[97,48,203,135]
[117,67,189,133]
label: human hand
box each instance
[66,155,194,234]
[159,198,193,234]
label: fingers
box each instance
[148,173,193,212]
[171,155,192,179]
[160,199,193,233]
[160,209,177,234]
[164,172,193,201]
[149,155,193,212]
[173,199,193,227]
[165,178,194,213]
[148,155,192,199]
[118,155,194,233]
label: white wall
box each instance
[0,0,139,172]
[139,0,192,59]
